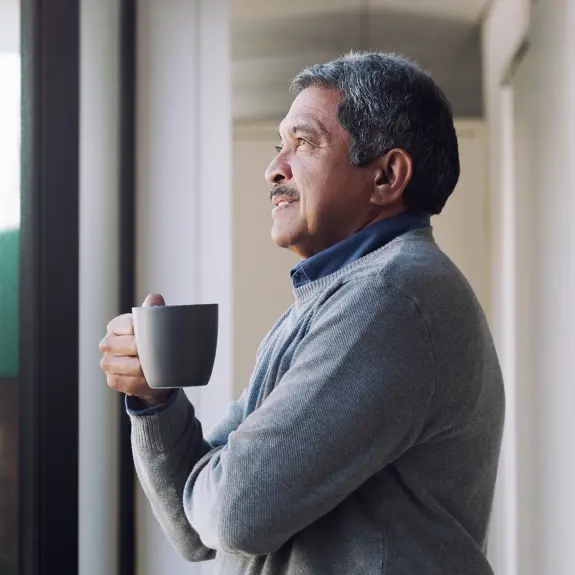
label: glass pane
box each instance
[0,0,20,572]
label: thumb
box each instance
[142,293,166,307]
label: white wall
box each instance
[483,0,575,573]
[135,1,233,574]
[233,123,300,397]
[432,121,490,315]
[233,120,490,397]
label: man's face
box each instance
[265,86,374,258]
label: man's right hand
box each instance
[99,293,172,407]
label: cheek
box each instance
[291,154,360,220]
[291,160,329,211]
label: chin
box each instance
[272,231,310,259]
[271,230,292,249]
[271,224,299,250]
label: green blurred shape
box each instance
[0,228,19,378]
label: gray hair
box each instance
[291,52,460,215]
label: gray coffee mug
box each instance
[132,303,218,388]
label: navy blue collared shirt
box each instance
[290,212,431,288]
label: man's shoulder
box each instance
[335,230,482,322]
[347,230,465,289]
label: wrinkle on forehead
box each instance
[277,118,327,139]
[278,86,347,143]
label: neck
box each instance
[357,204,407,233]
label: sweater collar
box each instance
[290,212,431,288]
[293,226,435,305]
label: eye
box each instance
[296,137,307,147]
[274,145,283,153]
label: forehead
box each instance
[279,86,344,136]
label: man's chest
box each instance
[242,311,311,417]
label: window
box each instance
[0,32,20,575]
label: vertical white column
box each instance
[197,0,234,433]
[484,1,575,574]
[488,86,519,575]
[135,1,233,573]
[482,3,531,573]
[530,2,575,571]
[510,54,537,575]
[79,1,121,575]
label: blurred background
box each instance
[0,0,573,574]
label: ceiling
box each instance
[230,0,489,122]
[232,0,491,24]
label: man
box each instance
[100,53,504,574]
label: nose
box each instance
[265,152,293,185]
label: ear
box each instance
[369,148,413,208]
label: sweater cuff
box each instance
[125,389,178,416]
[128,389,195,452]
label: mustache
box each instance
[269,185,300,202]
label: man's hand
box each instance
[100,293,171,407]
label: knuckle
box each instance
[123,357,137,376]
[130,337,138,353]
[122,313,134,332]
[99,337,109,353]
[124,336,137,355]
[115,375,145,394]
[132,359,144,377]
[106,373,119,390]
[106,313,133,335]
[100,355,118,374]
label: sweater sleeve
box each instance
[129,387,248,561]
[183,278,436,556]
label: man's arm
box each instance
[182,277,436,556]
[129,387,248,561]
[99,293,248,562]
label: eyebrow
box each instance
[292,122,327,139]
[277,121,328,142]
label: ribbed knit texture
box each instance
[130,228,504,574]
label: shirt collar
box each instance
[290,212,431,288]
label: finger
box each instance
[107,313,134,336]
[99,334,138,356]
[106,373,149,396]
[100,355,143,377]
[142,293,165,307]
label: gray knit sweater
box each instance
[130,228,504,574]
